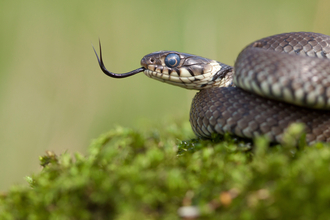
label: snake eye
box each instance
[165,53,180,68]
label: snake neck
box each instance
[209,62,234,88]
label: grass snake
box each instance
[93,32,330,144]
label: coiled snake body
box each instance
[93,32,330,144]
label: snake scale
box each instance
[93,32,330,144]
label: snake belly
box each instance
[190,32,330,144]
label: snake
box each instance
[93,32,330,144]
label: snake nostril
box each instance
[141,57,155,68]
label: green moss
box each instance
[1,123,330,219]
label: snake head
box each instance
[140,51,233,89]
[93,41,233,89]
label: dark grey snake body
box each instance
[191,32,330,144]
[93,32,330,144]
[191,86,330,144]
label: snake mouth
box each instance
[143,68,205,89]
[93,40,145,78]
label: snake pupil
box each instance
[165,53,180,68]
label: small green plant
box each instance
[1,123,330,219]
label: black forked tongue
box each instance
[92,40,145,78]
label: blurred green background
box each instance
[0,0,329,191]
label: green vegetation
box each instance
[1,123,330,219]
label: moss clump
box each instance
[1,124,330,219]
